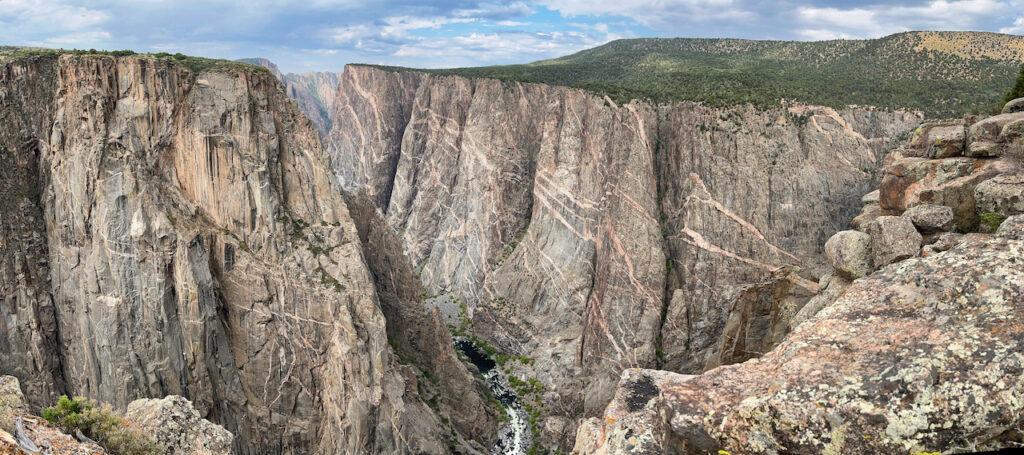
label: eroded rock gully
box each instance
[0,54,494,454]
[325,64,923,449]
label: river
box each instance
[454,338,531,455]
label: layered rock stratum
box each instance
[0,52,494,454]
[324,64,923,449]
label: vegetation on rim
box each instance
[42,395,162,455]
[359,31,1024,118]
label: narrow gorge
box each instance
[322,65,923,450]
[0,53,497,454]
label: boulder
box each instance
[967,111,1024,157]
[879,156,1014,231]
[1000,118,1024,158]
[824,230,873,280]
[996,214,1024,239]
[1003,97,1024,114]
[578,233,1024,455]
[921,232,963,257]
[902,204,954,233]
[975,173,1024,217]
[860,189,880,205]
[0,377,26,415]
[909,121,965,158]
[125,396,233,455]
[866,216,921,267]
[851,203,882,231]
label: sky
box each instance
[1,0,1022,73]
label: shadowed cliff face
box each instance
[0,54,493,454]
[325,65,922,449]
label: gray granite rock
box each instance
[824,230,873,279]
[903,204,955,233]
[866,216,922,267]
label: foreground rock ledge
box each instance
[575,232,1024,454]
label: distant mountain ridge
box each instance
[238,58,341,136]
[370,31,1024,118]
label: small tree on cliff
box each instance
[1007,63,1024,103]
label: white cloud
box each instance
[537,0,755,29]
[1002,17,1024,34]
[796,0,1010,40]
[390,29,618,67]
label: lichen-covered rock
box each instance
[571,369,694,455]
[866,216,922,267]
[967,111,1024,157]
[579,232,1024,455]
[902,203,954,233]
[0,378,26,417]
[996,214,1024,239]
[879,156,1014,231]
[824,230,873,279]
[975,173,1024,216]
[125,396,232,455]
[1003,97,1024,114]
[909,121,965,158]
[921,232,963,256]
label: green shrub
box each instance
[42,395,162,455]
[980,212,1007,233]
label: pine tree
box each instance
[1007,63,1024,103]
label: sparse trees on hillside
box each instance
[1007,63,1024,103]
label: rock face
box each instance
[0,54,492,454]
[125,396,233,455]
[324,64,922,449]
[576,96,1024,455]
[237,58,341,137]
[577,230,1024,454]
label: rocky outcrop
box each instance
[324,64,922,450]
[0,53,491,454]
[575,97,1024,455]
[576,228,1024,454]
[124,396,233,455]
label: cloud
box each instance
[795,0,1010,40]
[536,0,756,30]
[1,1,1021,73]
[390,29,617,67]
[1002,17,1024,34]
[453,2,534,20]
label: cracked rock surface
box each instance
[0,54,491,454]
[325,65,922,449]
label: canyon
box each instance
[0,52,495,454]
[2,42,1023,455]
[321,64,923,450]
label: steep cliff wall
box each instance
[326,65,922,449]
[0,54,493,454]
